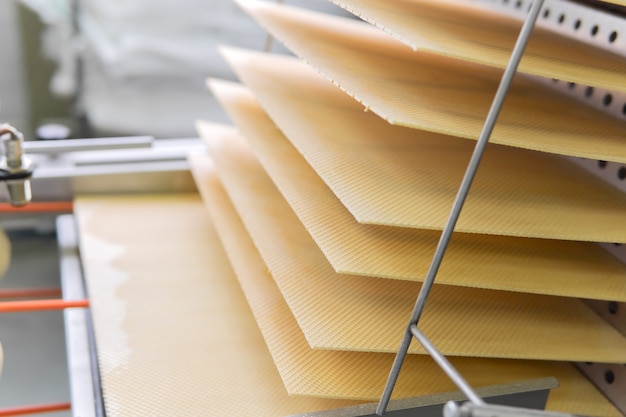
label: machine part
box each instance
[443,402,576,417]
[288,379,555,417]
[58,214,103,417]
[0,124,33,206]
[410,326,484,406]
[23,136,153,154]
[26,138,203,202]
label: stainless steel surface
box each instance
[376,1,544,413]
[5,179,31,206]
[444,402,576,417]
[0,123,32,206]
[15,138,205,202]
[57,215,101,417]
[410,326,484,406]
[24,136,153,154]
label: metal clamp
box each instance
[0,124,33,206]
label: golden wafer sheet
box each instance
[261,0,626,92]
[206,81,626,302]
[232,1,626,164]
[74,194,357,416]
[197,122,626,363]
[188,138,620,417]
[217,48,626,243]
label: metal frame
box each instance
[58,214,103,417]
[377,1,545,414]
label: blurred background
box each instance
[0,0,348,141]
[0,1,347,415]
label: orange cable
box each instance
[0,299,88,313]
[0,288,62,299]
[0,202,73,213]
[0,402,71,416]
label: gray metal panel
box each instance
[289,378,556,417]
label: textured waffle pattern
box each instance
[219,47,626,243]
[233,1,626,164]
[197,121,626,363]
[207,80,626,302]
[252,0,626,93]
[74,194,356,416]
[192,126,620,416]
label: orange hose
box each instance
[0,288,62,299]
[0,299,88,313]
[0,402,71,416]
[0,202,73,213]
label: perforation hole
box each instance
[609,31,618,43]
[568,82,576,89]
[609,301,619,314]
[584,86,594,97]
[574,19,582,30]
[618,167,626,180]
[591,25,599,36]
[598,160,607,169]
[558,14,565,24]
[603,94,613,106]
[515,0,523,9]
[605,370,615,384]
[622,103,626,116]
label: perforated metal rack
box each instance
[374,1,626,416]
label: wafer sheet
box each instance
[198,122,626,363]
[0,230,10,280]
[188,145,620,417]
[244,0,626,93]
[217,50,626,243]
[205,82,626,301]
[231,2,626,164]
[74,194,358,416]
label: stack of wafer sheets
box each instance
[192,0,626,415]
[75,0,626,416]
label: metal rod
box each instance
[23,136,153,154]
[376,1,544,414]
[410,325,485,405]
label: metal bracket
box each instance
[0,124,33,206]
